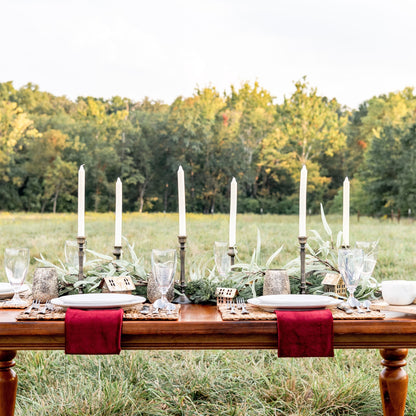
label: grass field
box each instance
[1,212,415,416]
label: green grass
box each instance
[1,212,415,415]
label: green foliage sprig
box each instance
[284,204,380,299]
[36,239,148,296]
[185,229,283,302]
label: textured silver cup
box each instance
[263,269,290,296]
[32,267,59,302]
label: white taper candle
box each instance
[229,177,237,247]
[115,178,122,246]
[178,166,186,236]
[343,177,350,247]
[299,165,307,237]
[77,165,85,237]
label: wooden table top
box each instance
[1,305,416,350]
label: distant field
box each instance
[1,212,415,416]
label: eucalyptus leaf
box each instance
[256,228,261,265]
[265,245,283,268]
[336,231,343,249]
[320,203,332,238]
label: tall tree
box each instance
[260,78,347,210]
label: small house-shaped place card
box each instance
[103,276,135,294]
[216,287,237,307]
[322,273,346,297]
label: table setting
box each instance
[3,163,416,359]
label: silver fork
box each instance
[229,300,237,314]
[239,298,249,314]
[24,299,40,314]
[38,301,53,315]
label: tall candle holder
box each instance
[298,236,307,294]
[174,236,191,304]
[77,236,86,281]
[113,246,122,260]
[228,246,235,266]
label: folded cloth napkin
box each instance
[275,309,334,357]
[65,308,124,355]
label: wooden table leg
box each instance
[0,350,17,416]
[380,348,408,416]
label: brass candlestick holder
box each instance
[298,236,307,294]
[77,236,86,281]
[174,236,191,304]
[113,245,122,260]
[228,246,235,266]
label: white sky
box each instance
[1,0,415,109]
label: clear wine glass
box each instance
[355,241,378,284]
[151,249,177,309]
[214,241,230,277]
[4,248,30,306]
[338,248,364,308]
[65,240,86,273]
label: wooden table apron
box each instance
[0,304,414,416]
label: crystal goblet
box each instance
[151,249,177,310]
[338,248,364,308]
[65,240,86,272]
[214,241,230,278]
[355,241,378,283]
[4,248,30,306]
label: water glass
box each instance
[65,240,86,271]
[4,248,30,306]
[214,242,230,277]
[355,241,378,282]
[151,249,177,309]
[338,248,364,307]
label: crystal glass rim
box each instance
[338,248,364,255]
[151,248,177,255]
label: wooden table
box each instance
[0,304,414,416]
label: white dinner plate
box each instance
[0,283,30,299]
[51,293,146,309]
[247,294,341,311]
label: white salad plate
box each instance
[247,294,342,312]
[51,293,146,309]
[0,283,30,299]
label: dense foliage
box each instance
[1,79,416,216]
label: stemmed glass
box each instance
[4,248,30,306]
[65,240,86,272]
[355,241,378,284]
[64,240,78,269]
[214,241,230,278]
[151,249,177,309]
[338,248,364,308]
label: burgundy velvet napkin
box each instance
[275,309,334,357]
[65,308,124,355]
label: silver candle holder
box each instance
[228,246,236,266]
[113,245,122,260]
[298,236,307,294]
[77,236,86,281]
[174,235,191,304]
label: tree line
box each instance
[1,78,416,216]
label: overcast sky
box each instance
[1,0,415,109]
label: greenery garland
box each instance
[35,213,381,303]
